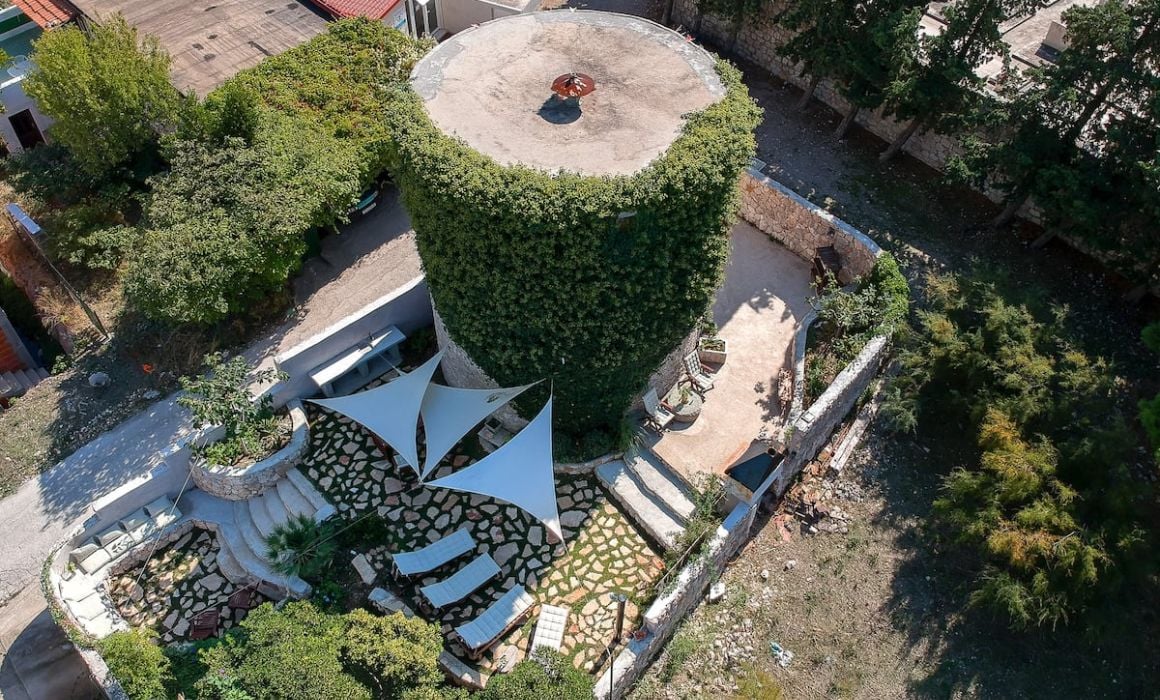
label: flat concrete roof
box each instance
[411,11,726,177]
[69,0,329,97]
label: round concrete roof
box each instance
[410,11,726,177]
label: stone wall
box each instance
[594,502,756,699]
[739,168,881,282]
[671,0,961,170]
[758,334,889,502]
[188,400,310,501]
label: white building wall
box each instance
[0,78,52,154]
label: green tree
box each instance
[124,137,317,324]
[1141,322,1160,464]
[342,609,445,698]
[878,0,1038,161]
[201,602,371,700]
[178,353,287,466]
[99,628,172,700]
[955,0,1160,233]
[777,0,924,137]
[24,15,181,177]
[886,271,1153,628]
[479,650,594,700]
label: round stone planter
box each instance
[189,400,310,501]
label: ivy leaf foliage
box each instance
[23,13,182,178]
[385,61,761,434]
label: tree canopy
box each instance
[24,15,181,177]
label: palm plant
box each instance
[265,514,337,581]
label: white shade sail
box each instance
[419,381,537,480]
[309,351,443,473]
[425,399,563,542]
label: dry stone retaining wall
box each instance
[187,400,310,501]
[739,168,880,282]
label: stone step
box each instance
[276,475,315,516]
[226,502,310,598]
[214,537,251,585]
[252,489,293,540]
[626,449,697,523]
[286,467,336,521]
[596,459,685,551]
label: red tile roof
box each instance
[309,0,400,20]
[12,0,76,28]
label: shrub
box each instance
[890,271,1153,628]
[264,514,338,581]
[24,15,181,177]
[99,628,171,700]
[388,61,761,433]
[177,353,287,466]
[342,609,444,698]
[201,602,371,700]
[479,649,594,700]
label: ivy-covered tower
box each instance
[389,11,759,451]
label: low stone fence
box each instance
[739,168,881,283]
[761,334,889,503]
[188,400,310,501]
[595,502,756,699]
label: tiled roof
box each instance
[309,0,400,20]
[12,0,76,28]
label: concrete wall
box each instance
[739,168,881,283]
[271,276,433,406]
[759,333,889,503]
[0,78,52,155]
[595,502,756,699]
[440,0,528,33]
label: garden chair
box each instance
[390,527,476,578]
[419,553,500,610]
[529,604,569,652]
[683,352,715,394]
[188,609,220,641]
[454,585,536,660]
[227,586,259,611]
[642,388,675,432]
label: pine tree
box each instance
[777,0,924,137]
[877,0,1039,161]
[968,0,1160,232]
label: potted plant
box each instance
[179,353,291,470]
[699,335,728,365]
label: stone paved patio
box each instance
[301,399,665,673]
[106,528,268,644]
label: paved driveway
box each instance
[0,193,419,699]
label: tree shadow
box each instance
[862,427,1160,699]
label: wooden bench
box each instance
[308,325,405,397]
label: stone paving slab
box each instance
[301,399,666,674]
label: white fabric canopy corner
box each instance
[308,351,443,474]
[419,381,538,480]
[425,399,563,543]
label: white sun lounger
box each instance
[530,604,569,652]
[391,528,475,577]
[419,553,500,609]
[455,585,536,659]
